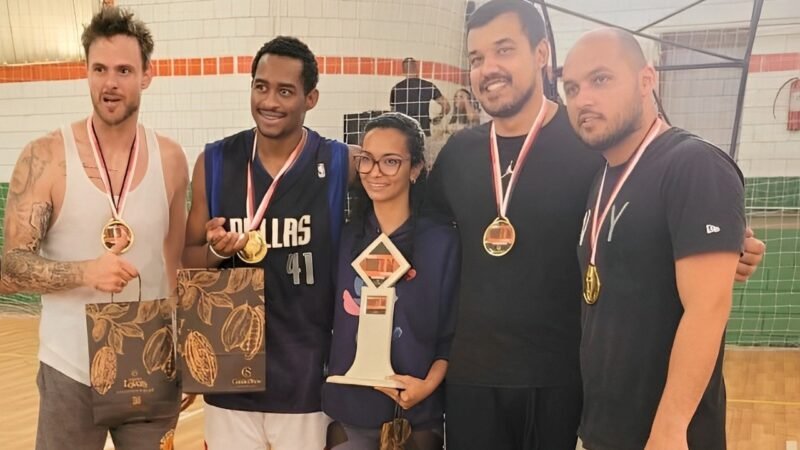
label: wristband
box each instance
[208,242,231,260]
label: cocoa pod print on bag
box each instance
[177,267,266,393]
[241,305,265,360]
[85,295,181,427]
[221,304,251,352]
[91,318,108,342]
[162,339,176,380]
[143,326,176,380]
[177,270,233,326]
[91,345,117,395]
[184,330,218,387]
[224,269,252,294]
[220,304,265,360]
[251,269,264,292]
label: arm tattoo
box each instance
[2,139,85,294]
[4,250,85,293]
[3,202,84,294]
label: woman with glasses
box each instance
[322,113,460,449]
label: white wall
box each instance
[0,0,468,180]
[539,0,800,178]
[1,0,798,180]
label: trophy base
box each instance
[326,375,404,389]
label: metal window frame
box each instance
[532,0,765,159]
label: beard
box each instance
[481,82,535,119]
[475,71,537,119]
[92,96,139,127]
[579,100,643,152]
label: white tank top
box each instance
[39,123,170,385]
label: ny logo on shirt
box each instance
[579,202,630,246]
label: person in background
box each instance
[447,88,481,135]
[390,57,451,137]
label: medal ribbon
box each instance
[589,118,663,264]
[86,116,139,221]
[245,128,307,231]
[489,93,548,219]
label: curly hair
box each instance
[251,36,319,94]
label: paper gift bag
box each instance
[85,291,180,427]
[176,267,266,394]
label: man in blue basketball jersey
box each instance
[182,36,355,450]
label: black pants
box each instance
[326,420,444,450]
[445,383,582,450]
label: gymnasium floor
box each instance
[1,315,798,449]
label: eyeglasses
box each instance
[353,154,410,176]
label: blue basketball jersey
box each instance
[203,128,348,413]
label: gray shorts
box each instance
[35,362,178,450]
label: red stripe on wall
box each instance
[4,51,793,84]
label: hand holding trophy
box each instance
[326,233,410,389]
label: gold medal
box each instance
[237,230,268,264]
[101,219,134,254]
[87,116,139,254]
[483,217,516,257]
[486,93,547,258]
[583,118,664,306]
[240,129,305,265]
[583,264,601,304]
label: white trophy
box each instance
[326,233,410,388]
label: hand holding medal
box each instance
[237,129,307,264]
[87,117,138,254]
[205,217,247,260]
[483,93,548,257]
[584,118,663,304]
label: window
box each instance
[659,28,750,152]
[0,0,100,65]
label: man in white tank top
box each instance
[1,7,188,450]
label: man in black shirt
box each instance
[427,1,765,449]
[427,2,600,448]
[390,57,450,136]
[564,29,744,450]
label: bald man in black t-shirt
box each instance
[564,28,744,450]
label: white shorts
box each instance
[204,403,330,450]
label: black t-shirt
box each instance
[576,128,745,450]
[427,106,604,387]
[390,77,442,135]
